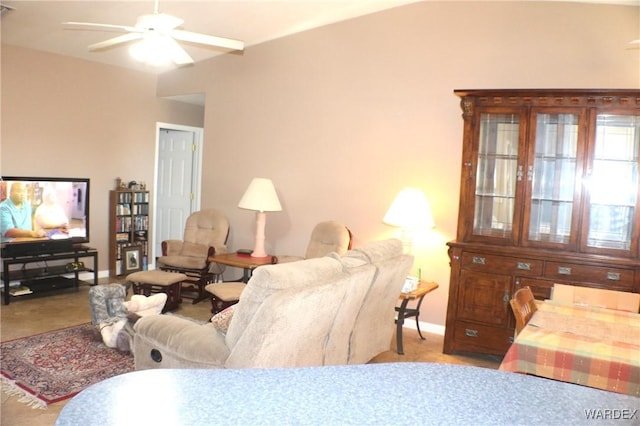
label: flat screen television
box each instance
[0,176,90,256]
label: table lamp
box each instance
[238,178,282,258]
[383,187,435,253]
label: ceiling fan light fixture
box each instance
[129,33,173,66]
[64,0,243,68]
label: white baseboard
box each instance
[402,320,445,336]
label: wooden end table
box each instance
[395,280,439,355]
[209,253,277,283]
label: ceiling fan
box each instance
[63,0,244,66]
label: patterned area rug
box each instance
[1,323,134,408]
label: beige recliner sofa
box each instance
[133,239,413,370]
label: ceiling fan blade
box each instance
[172,30,244,51]
[89,32,144,51]
[63,21,139,33]
[165,37,194,65]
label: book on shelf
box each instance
[9,285,32,296]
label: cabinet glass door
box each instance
[585,113,640,252]
[527,112,580,245]
[473,113,520,238]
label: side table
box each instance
[395,280,439,355]
[209,253,278,283]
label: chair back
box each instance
[184,209,229,248]
[510,286,537,335]
[304,220,353,259]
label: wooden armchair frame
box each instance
[509,286,537,335]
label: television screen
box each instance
[0,177,90,251]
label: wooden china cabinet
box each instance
[444,89,640,356]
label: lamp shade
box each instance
[238,178,282,212]
[383,188,435,229]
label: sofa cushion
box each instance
[327,250,369,270]
[353,238,403,263]
[225,256,343,350]
[323,265,377,365]
[225,267,371,369]
[348,253,414,364]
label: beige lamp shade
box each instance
[238,178,281,258]
[383,188,435,230]
[238,178,282,212]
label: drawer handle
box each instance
[517,262,531,270]
[465,329,478,338]
[606,272,620,281]
[472,256,486,265]
[557,266,572,275]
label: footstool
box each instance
[127,270,187,312]
[205,282,245,314]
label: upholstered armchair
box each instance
[296,220,354,261]
[157,209,229,304]
[205,220,352,314]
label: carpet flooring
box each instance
[1,323,134,407]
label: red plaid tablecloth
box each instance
[500,302,640,397]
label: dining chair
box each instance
[205,220,353,314]
[509,286,537,335]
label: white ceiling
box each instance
[0,0,422,74]
[2,1,637,76]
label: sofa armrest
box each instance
[133,315,230,369]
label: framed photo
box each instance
[123,246,142,273]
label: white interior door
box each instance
[154,124,203,265]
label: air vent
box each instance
[0,3,14,17]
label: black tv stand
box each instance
[1,246,98,305]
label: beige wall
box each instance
[156,1,639,326]
[2,1,639,326]
[1,45,205,270]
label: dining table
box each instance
[499,300,640,397]
[55,362,640,425]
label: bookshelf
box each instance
[108,189,150,276]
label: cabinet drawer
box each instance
[452,320,513,355]
[517,278,554,300]
[544,262,634,289]
[461,252,543,276]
